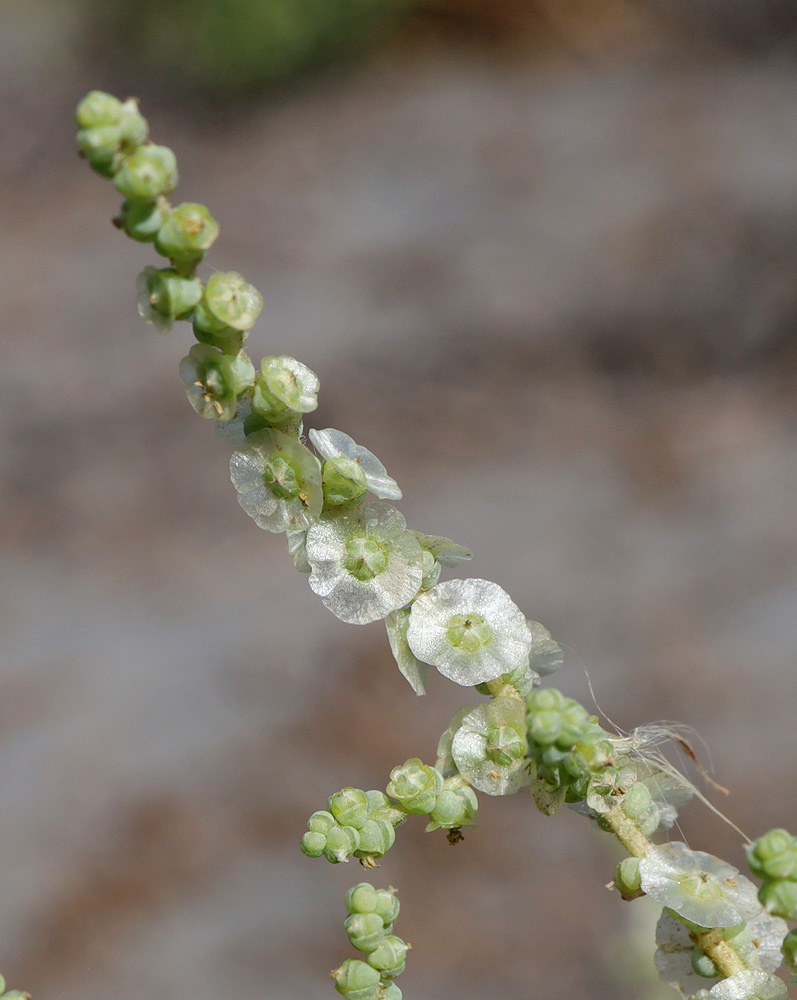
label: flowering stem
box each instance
[693,928,748,979]
[603,802,652,858]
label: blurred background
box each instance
[2,1,797,997]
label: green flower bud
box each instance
[155,202,220,263]
[615,857,644,900]
[300,830,326,858]
[382,985,402,1000]
[117,98,148,147]
[192,297,247,354]
[77,125,125,178]
[366,934,408,977]
[307,810,336,835]
[353,818,395,860]
[323,824,360,864]
[386,758,443,815]
[322,462,368,508]
[252,355,320,425]
[114,144,178,200]
[332,958,381,999]
[373,888,400,927]
[0,975,5,993]
[137,266,203,332]
[204,271,263,331]
[115,199,164,242]
[427,776,478,830]
[76,90,123,128]
[329,788,369,829]
[759,878,797,920]
[345,912,386,954]
[748,830,797,881]
[345,882,379,915]
[179,345,255,421]
[782,929,797,973]
[691,946,719,978]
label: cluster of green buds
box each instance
[0,974,30,999]
[386,758,478,833]
[301,789,399,866]
[332,882,408,999]
[525,688,617,804]
[747,829,797,920]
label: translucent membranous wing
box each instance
[309,427,402,500]
[411,531,473,568]
[640,842,762,928]
[385,608,430,696]
[526,620,563,677]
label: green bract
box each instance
[450,697,531,795]
[639,842,762,928]
[305,503,424,625]
[203,271,263,331]
[385,608,430,696]
[116,198,164,242]
[309,428,402,501]
[76,124,126,178]
[426,775,478,831]
[179,344,255,420]
[229,428,323,533]
[252,355,320,424]
[76,90,123,128]
[155,202,220,262]
[366,935,408,977]
[136,266,203,333]
[114,144,178,199]
[748,830,797,881]
[329,788,369,829]
[345,912,386,953]
[759,879,797,920]
[332,958,381,999]
[406,578,532,686]
[386,758,442,814]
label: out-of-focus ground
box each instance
[2,2,797,998]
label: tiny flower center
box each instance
[445,613,493,653]
[344,536,389,581]
[485,724,526,767]
[263,455,300,500]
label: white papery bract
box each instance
[640,842,762,928]
[654,910,788,999]
[309,427,402,500]
[527,620,564,677]
[655,910,717,999]
[451,697,531,795]
[406,578,532,686]
[286,529,311,573]
[708,971,789,1000]
[305,502,424,625]
[230,428,322,533]
[385,608,430,695]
